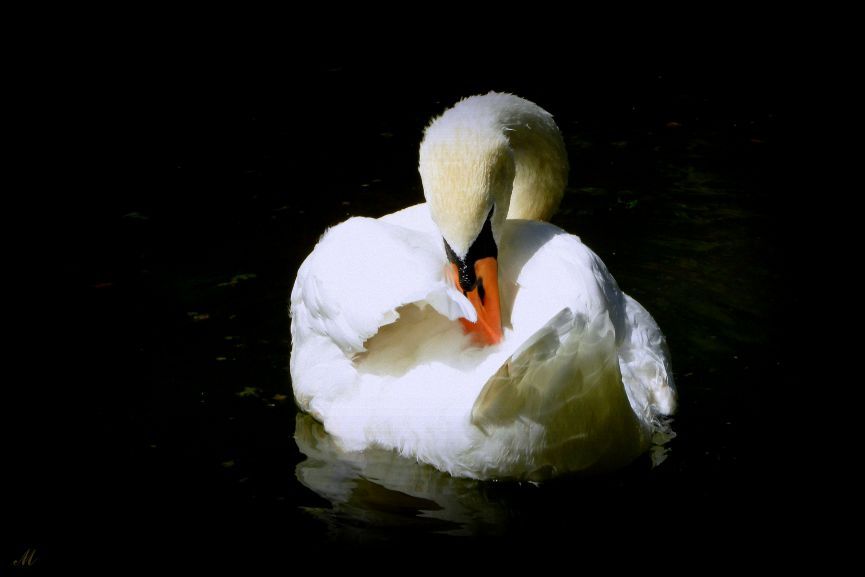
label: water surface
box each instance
[41,61,798,566]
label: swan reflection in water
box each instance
[293,413,510,539]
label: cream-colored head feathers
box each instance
[419,92,569,258]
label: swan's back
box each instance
[290,214,676,479]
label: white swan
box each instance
[290,92,676,480]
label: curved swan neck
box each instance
[419,92,568,258]
[500,97,569,222]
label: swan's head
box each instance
[419,115,515,346]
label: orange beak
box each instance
[450,256,503,346]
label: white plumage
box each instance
[290,93,676,480]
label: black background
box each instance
[7,25,816,571]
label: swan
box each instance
[290,92,676,480]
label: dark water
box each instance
[15,58,803,568]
